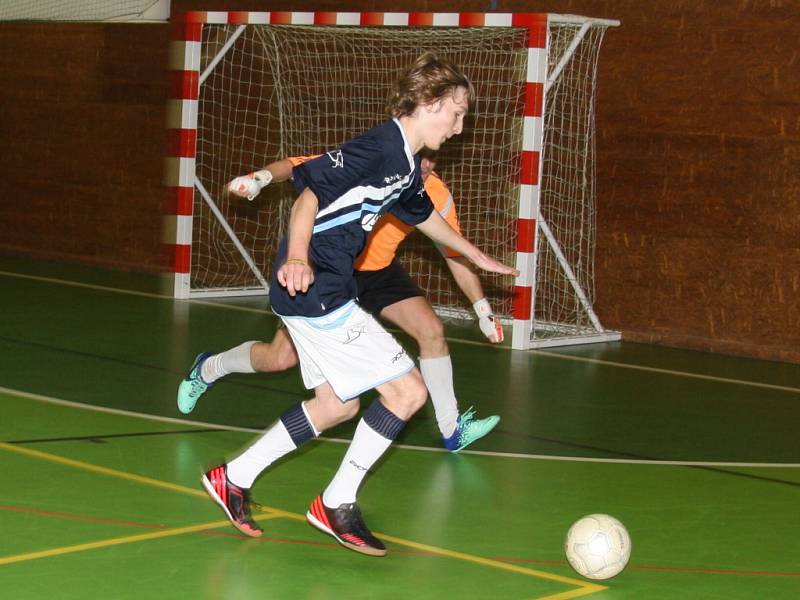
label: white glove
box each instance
[227,169,273,200]
[473,298,503,343]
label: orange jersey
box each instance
[355,172,462,271]
[287,155,321,167]
[286,156,461,272]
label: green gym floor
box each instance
[1,255,798,599]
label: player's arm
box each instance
[444,256,504,343]
[276,187,317,296]
[227,158,296,200]
[416,210,519,278]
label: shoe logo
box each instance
[391,349,406,364]
[344,326,367,344]
[327,150,344,169]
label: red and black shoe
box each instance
[201,464,263,538]
[306,495,387,557]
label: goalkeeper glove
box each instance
[227,169,274,200]
[473,298,503,343]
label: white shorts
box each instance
[277,300,415,401]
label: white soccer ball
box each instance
[564,514,631,580]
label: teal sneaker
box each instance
[177,352,214,414]
[443,407,500,452]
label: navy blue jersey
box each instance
[270,119,434,317]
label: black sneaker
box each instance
[201,464,263,538]
[306,495,387,557]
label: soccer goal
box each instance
[163,11,621,350]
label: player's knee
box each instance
[326,395,360,427]
[402,373,429,413]
[413,316,446,353]
[273,346,299,371]
[341,396,361,420]
[252,341,297,372]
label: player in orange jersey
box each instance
[180,152,504,452]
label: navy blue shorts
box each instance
[355,260,425,316]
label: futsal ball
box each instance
[564,514,631,580]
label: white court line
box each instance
[2,386,798,469]
[530,350,800,395]
[3,269,799,395]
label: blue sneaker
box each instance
[177,352,214,414]
[443,407,500,452]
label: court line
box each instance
[530,350,800,395]
[3,386,799,468]
[0,437,603,597]
[0,514,281,567]
[3,269,797,395]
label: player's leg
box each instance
[309,369,427,557]
[289,301,423,556]
[177,327,298,414]
[204,381,356,538]
[363,265,500,452]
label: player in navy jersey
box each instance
[199,52,518,556]
[179,151,503,453]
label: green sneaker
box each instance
[443,407,500,452]
[177,352,214,414]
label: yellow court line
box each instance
[0,514,281,567]
[0,441,211,500]
[0,442,605,598]
[375,533,605,597]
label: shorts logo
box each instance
[344,326,366,344]
[327,150,344,169]
[391,349,407,364]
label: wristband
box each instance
[472,297,492,319]
[285,258,307,266]
[253,169,273,188]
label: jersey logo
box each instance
[361,212,381,232]
[327,150,344,169]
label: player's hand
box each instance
[227,169,273,200]
[277,259,314,296]
[473,298,504,343]
[469,251,519,278]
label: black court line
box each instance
[5,428,225,445]
[0,334,307,400]
[502,430,800,489]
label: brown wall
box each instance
[0,22,168,271]
[1,1,798,362]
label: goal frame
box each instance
[163,10,621,350]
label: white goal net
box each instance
[172,13,620,349]
[0,0,168,21]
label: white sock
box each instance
[322,418,392,507]
[419,355,459,438]
[226,420,296,488]
[201,341,257,383]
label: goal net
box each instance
[0,0,168,21]
[165,12,620,349]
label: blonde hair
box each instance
[387,52,474,118]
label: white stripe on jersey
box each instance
[313,119,418,234]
